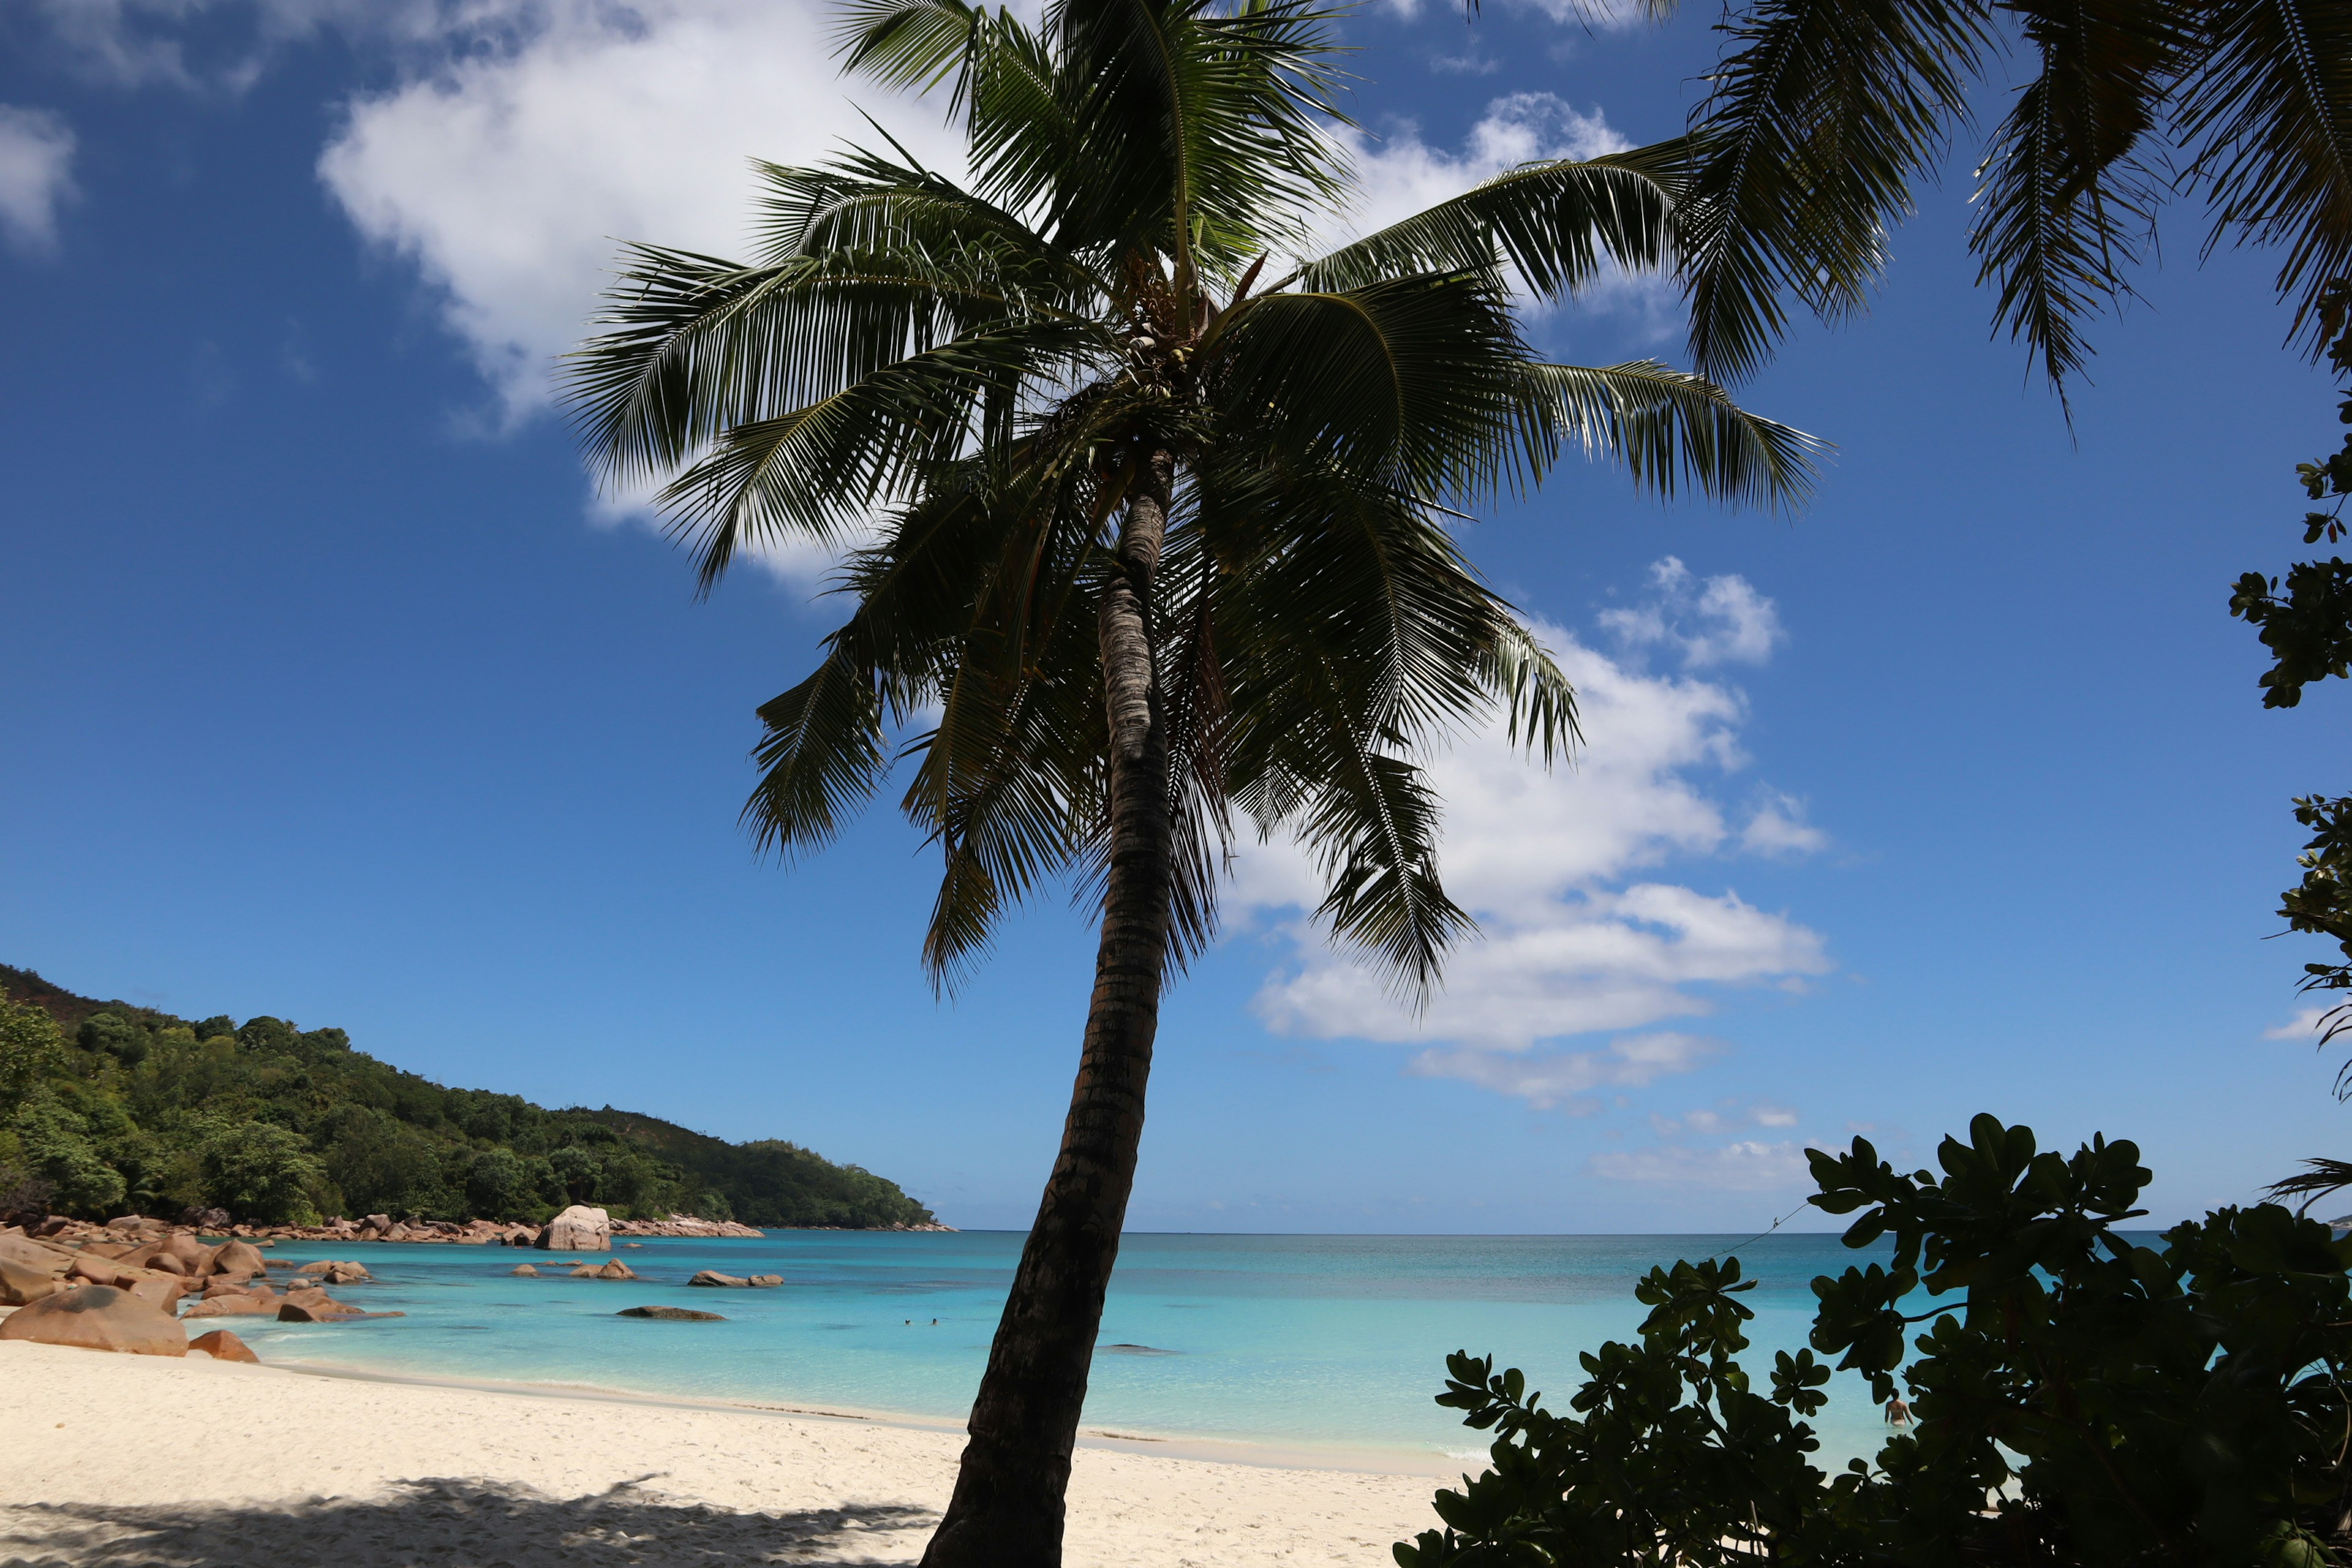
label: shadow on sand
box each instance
[0,1475,937,1566]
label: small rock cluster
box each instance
[609,1216,767,1239]
[0,1215,404,1359]
[7,1207,769,1249]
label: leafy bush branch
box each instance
[1400,1115,2352,1568]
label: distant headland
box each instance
[0,965,946,1234]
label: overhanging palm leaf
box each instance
[1679,0,1986,385]
[1522,360,1821,507]
[2179,0,2352,347]
[562,1,1817,1560]
[1670,0,2352,385]
[1966,0,2182,398]
[1302,140,1689,297]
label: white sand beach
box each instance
[0,1339,1443,1566]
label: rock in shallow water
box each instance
[617,1305,726,1321]
[535,1205,611,1253]
[687,1271,750,1288]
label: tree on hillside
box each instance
[564,0,1815,1559]
[1623,0,2352,398]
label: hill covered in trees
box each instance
[0,965,935,1230]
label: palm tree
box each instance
[1634,0,2352,397]
[562,0,1815,1559]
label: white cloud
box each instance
[1412,1031,1719,1110]
[1590,1139,1812,1191]
[1332,92,1676,331]
[1255,881,1828,1049]
[1344,92,1628,238]
[1599,556,1784,668]
[318,0,960,425]
[2268,1003,2346,1041]
[0,107,75,252]
[23,0,437,91]
[1741,791,1828,857]
[1653,1101,1800,1136]
[1239,566,1831,1072]
[303,0,971,586]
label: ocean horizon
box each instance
[230,1229,1973,1469]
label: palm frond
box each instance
[1520,360,1822,507]
[2178,0,2352,352]
[1680,0,1989,383]
[565,243,1044,491]
[1966,0,2180,396]
[1044,0,1351,277]
[744,646,891,862]
[834,0,986,99]
[1152,489,1240,971]
[653,320,1107,590]
[1479,617,1580,764]
[1302,139,1689,298]
[2263,1156,2352,1215]
[1212,271,1529,499]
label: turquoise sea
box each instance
[236,1231,1915,1469]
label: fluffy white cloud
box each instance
[1240,567,1831,1070]
[0,107,75,252]
[1256,881,1828,1049]
[1412,1031,1719,1111]
[318,0,962,424]
[1741,792,1828,857]
[1334,92,1677,333]
[1341,92,1626,237]
[306,0,974,587]
[1589,1139,1812,1191]
[1599,555,1784,668]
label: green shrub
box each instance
[0,995,62,1117]
[198,1119,325,1226]
[1401,1115,2352,1568]
[12,1088,125,1215]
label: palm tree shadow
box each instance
[1,1474,937,1565]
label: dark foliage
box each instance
[1668,0,2352,398]
[1400,1114,2352,1568]
[0,965,933,1229]
[2230,284,2352,1086]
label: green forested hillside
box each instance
[0,965,935,1229]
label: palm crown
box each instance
[567,0,1814,1000]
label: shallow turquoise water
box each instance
[234,1231,1917,1465]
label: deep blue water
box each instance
[233,1231,1915,1464]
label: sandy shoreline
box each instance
[260,1352,1467,1477]
[0,1339,1446,1565]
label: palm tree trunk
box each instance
[921,448,1177,1568]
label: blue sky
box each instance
[0,0,2343,1233]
